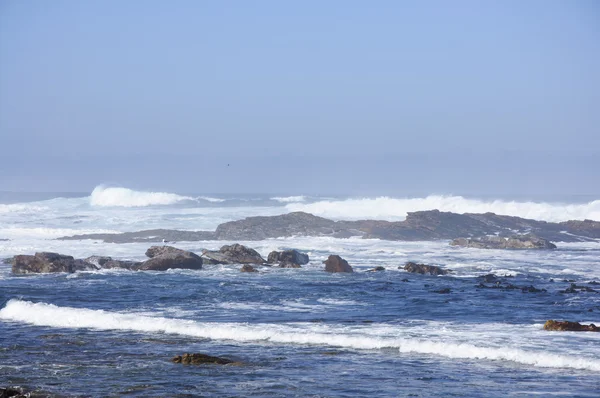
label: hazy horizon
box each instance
[1,1,598,196]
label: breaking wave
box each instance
[90,185,193,207]
[1,300,598,372]
[285,195,600,222]
[271,196,307,203]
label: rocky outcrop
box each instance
[543,320,599,332]
[323,255,353,273]
[12,252,97,274]
[402,262,449,276]
[240,264,258,272]
[366,266,385,272]
[450,235,556,249]
[201,244,265,265]
[172,353,236,365]
[138,246,203,271]
[58,229,215,243]
[267,249,309,267]
[58,210,600,243]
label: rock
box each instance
[102,260,141,270]
[323,255,353,273]
[477,274,499,283]
[172,353,236,365]
[450,235,557,250]
[543,320,599,332]
[366,266,385,272]
[267,249,309,267]
[521,285,546,293]
[434,288,452,294]
[58,229,215,243]
[2,257,14,265]
[560,283,598,294]
[0,386,27,398]
[202,244,265,265]
[402,262,449,276]
[240,264,258,272]
[138,246,203,271]
[11,252,92,274]
[85,255,113,267]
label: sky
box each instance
[0,0,599,196]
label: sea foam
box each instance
[285,195,600,222]
[90,185,193,207]
[1,299,598,372]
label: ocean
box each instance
[1,186,599,397]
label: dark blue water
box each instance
[2,258,600,397]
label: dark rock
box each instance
[401,278,410,282]
[450,235,556,250]
[434,288,452,294]
[521,285,546,293]
[138,246,202,271]
[84,255,113,267]
[366,266,385,272]
[544,320,600,332]
[267,249,309,267]
[560,283,598,294]
[402,262,449,276]
[323,255,353,273]
[172,353,236,365]
[202,244,265,265]
[240,264,258,273]
[0,386,27,398]
[478,274,499,283]
[11,252,90,274]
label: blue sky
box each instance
[1,1,598,195]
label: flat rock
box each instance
[202,244,265,265]
[450,235,556,249]
[12,252,96,274]
[323,255,353,273]
[544,320,599,332]
[172,353,236,365]
[402,261,449,276]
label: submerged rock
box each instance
[402,262,449,276]
[323,255,353,273]
[267,249,309,267]
[172,353,236,365]
[450,235,557,250]
[544,320,599,332]
[202,244,265,265]
[240,264,258,273]
[12,252,97,274]
[138,246,203,271]
[366,266,385,272]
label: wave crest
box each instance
[90,185,193,207]
[285,195,600,222]
[1,299,598,372]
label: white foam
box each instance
[90,185,193,207]
[285,196,600,222]
[0,203,48,215]
[1,300,598,372]
[271,196,307,203]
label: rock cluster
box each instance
[267,249,309,268]
[450,235,556,250]
[202,244,265,265]
[402,262,449,276]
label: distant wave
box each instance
[285,195,600,222]
[271,196,307,203]
[90,185,193,207]
[1,300,598,372]
[0,203,48,215]
[197,196,226,203]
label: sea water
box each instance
[1,186,599,397]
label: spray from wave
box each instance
[90,185,193,207]
[271,196,307,203]
[1,300,598,372]
[285,195,600,222]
